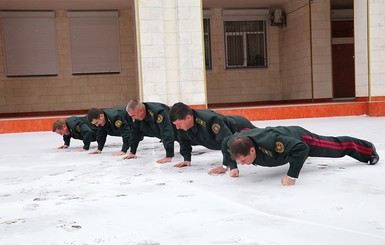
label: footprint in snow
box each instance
[56,220,82,232]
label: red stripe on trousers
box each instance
[302,135,372,155]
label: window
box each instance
[223,10,268,69]
[203,18,212,69]
[1,12,58,76]
[68,11,121,74]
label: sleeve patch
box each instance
[212,123,221,134]
[275,142,284,153]
[75,125,81,132]
[115,120,123,128]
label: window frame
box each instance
[222,9,269,69]
[203,17,212,70]
[0,11,58,77]
[202,9,213,70]
[68,11,121,75]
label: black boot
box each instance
[370,145,380,165]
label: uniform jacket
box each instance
[130,102,177,157]
[63,116,98,150]
[178,109,255,161]
[97,108,133,153]
[221,126,310,178]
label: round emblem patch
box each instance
[275,142,284,153]
[212,123,221,134]
[156,115,163,123]
[75,125,81,132]
[115,120,122,128]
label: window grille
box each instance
[224,20,267,68]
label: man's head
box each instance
[87,108,106,127]
[126,100,146,121]
[169,102,194,131]
[229,136,256,165]
[52,120,70,136]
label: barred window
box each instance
[203,18,212,70]
[224,20,267,68]
[68,11,121,75]
[1,12,58,77]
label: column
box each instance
[135,0,206,106]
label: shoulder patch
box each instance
[156,115,163,123]
[115,120,122,128]
[75,125,81,132]
[275,142,284,153]
[258,146,273,157]
[212,123,221,134]
[196,118,206,127]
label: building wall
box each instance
[0,9,137,114]
[280,0,332,100]
[280,0,312,100]
[310,0,332,99]
[205,8,282,104]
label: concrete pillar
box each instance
[354,0,385,115]
[134,0,206,106]
[354,0,369,97]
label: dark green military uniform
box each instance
[178,109,256,161]
[97,108,133,153]
[222,126,375,178]
[63,116,98,150]
[130,102,178,157]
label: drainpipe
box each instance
[135,0,144,101]
[200,0,208,109]
[366,0,372,103]
[309,0,314,101]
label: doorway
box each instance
[331,2,355,100]
[332,20,355,99]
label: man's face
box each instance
[172,115,194,131]
[128,108,146,121]
[55,125,70,136]
[91,114,106,127]
[234,147,256,165]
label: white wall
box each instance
[135,0,206,106]
[368,0,385,96]
[355,0,385,98]
[354,0,368,97]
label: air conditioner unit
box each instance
[274,9,283,23]
[270,9,287,27]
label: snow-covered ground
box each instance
[0,115,384,245]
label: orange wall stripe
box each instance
[0,101,384,134]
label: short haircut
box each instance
[87,108,103,122]
[126,100,145,112]
[229,136,253,158]
[169,102,193,122]
[52,120,65,132]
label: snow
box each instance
[0,115,384,245]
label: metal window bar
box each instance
[225,21,267,68]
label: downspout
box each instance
[309,0,314,101]
[200,0,208,109]
[366,0,372,103]
[135,0,144,101]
